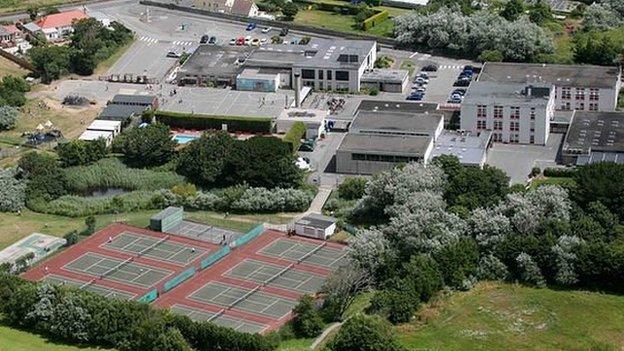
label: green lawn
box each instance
[398,282,624,350]
[0,0,84,13]
[0,320,110,351]
[529,176,576,190]
[0,56,29,79]
[0,209,297,250]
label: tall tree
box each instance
[113,123,176,168]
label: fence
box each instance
[163,266,196,292]
[200,246,231,270]
[139,0,397,47]
[231,223,265,248]
[137,288,158,303]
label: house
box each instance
[0,25,20,43]
[110,94,159,110]
[21,22,42,37]
[86,120,122,137]
[194,0,259,17]
[78,130,114,146]
[35,10,89,40]
[294,213,337,240]
[561,110,624,165]
[477,62,622,112]
[460,82,555,145]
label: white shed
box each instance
[79,130,114,146]
[294,213,337,240]
[87,119,122,137]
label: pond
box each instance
[87,187,130,197]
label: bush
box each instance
[0,167,26,212]
[283,121,306,153]
[292,295,324,338]
[338,177,367,200]
[155,110,272,133]
[0,106,19,130]
[543,167,576,178]
[57,139,108,167]
[328,314,405,351]
[530,166,541,177]
[112,123,177,168]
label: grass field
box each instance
[0,57,28,79]
[398,282,624,350]
[0,209,297,250]
[0,318,110,351]
[529,176,576,190]
[0,0,84,13]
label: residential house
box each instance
[35,10,89,41]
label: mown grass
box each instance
[398,282,624,350]
[0,56,28,79]
[529,176,576,190]
[0,0,84,13]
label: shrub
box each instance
[292,295,324,338]
[283,121,306,153]
[0,106,19,130]
[0,167,26,212]
[112,123,176,168]
[338,177,367,200]
[155,111,272,133]
[543,167,576,178]
[328,314,405,351]
[57,139,108,167]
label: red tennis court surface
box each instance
[23,223,348,333]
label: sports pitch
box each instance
[225,259,326,294]
[171,304,267,333]
[258,238,348,268]
[167,220,243,245]
[43,274,136,300]
[188,281,296,319]
[63,252,172,288]
[103,231,207,265]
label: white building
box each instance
[86,119,122,137]
[477,62,622,112]
[461,82,555,145]
[79,130,114,146]
[294,213,337,240]
[35,10,89,41]
[277,108,328,140]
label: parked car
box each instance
[251,38,261,46]
[260,38,268,44]
[418,72,429,79]
[464,65,480,73]
[246,22,256,31]
[229,38,237,45]
[280,28,289,36]
[412,83,427,90]
[421,64,438,72]
[448,97,462,104]
[200,35,210,44]
[407,92,425,101]
[166,50,181,58]
[413,87,426,93]
[414,77,429,84]
[262,26,272,33]
[244,35,252,45]
[208,36,217,44]
[290,37,300,44]
[453,79,471,87]
[450,93,463,101]
[235,37,245,45]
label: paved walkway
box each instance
[307,186,332,214]
[310,322,343,350]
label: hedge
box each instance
[283,121,307,153]
[363,10,389,30]
[155,111,272,133]
[543,167,576,178]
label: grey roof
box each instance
[111,94,157,105]
[361,69,409,84]
[356,100,439,114]
[430,130,491,166]
[99,104,146,120]
[22,22,41,32]
[179,44,253,77]
[151,206,183,220]
[478,62,621,89]
[296,213,336,229]
[463,81,553,107]
[245,46,303,69]
[563,110,624,155]
[350,110,443,136]
[293,39,375,69]
[338,133,432,156]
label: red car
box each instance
[235,37,245,45]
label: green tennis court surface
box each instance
[258,239,348,268]
[167,220,243,245]
[103,231,207,265]
[43,274,136,300]
[63,252,172,288]
[225,259,326,294]
[170,304,267,333]
[188,281,296,319]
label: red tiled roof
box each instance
[231,0,255,15]
[36,10,89,29]
[2,24,19,34]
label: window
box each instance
[477,105,487,118]
[589,88,599,101]
[510,106,520,119]
[318,70,323,80]
[530,107,536,120]
[510,133,519,143]
[575,88,585,100]
[509,121,519,131]
[589,103,598,111]
[561,87,571,100]
[327,70,332,80]
[576,102,585,110]
[335,70,349,81]
[301,69,315,79]
[561,102,571,110]
[493,133,502,142]
[477,120,487,130]
[530,135,535,144]
[494,106,503,119]
[352,153,365,160]
[494,121,502,130]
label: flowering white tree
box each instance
[551,235,583,285]
[348,228,391,278]
[583,3,623,31]
[516,252,546,287]
[0,167,26,212]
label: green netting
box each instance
[232,224,264,248]
[200,246,231,270]
[137,288,158,303]
[163,266,196,292]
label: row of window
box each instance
[301,69,350,81]
[477,105,536,120]
[491,133,536,144]
[351,153,421,163]
[476,121,534,132]
[560,102,599,111]
[560,87,600,101]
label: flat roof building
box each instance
[86,120,122,137]
[110,94,158,109]
[277,108,328,140]
[478,62,622,112]
[78,130,114,146]
[294,213,337,240]
[562,110,624,165]
[429,130,492,168]
[177,45,254,87]
[361,69,410,93]
[98,104,147,123]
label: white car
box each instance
[229,38,236,45]
[260,38,268,44]
[244,35,252,45]
[262,26,272,33]
[295,157,311,170]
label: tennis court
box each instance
[103,232,207,266]
[171,304,267,333]
[167,220,243,245]
[63,252,172,288]
[258,239,348,269]
[188,281,296,319]
[43,274,136,300]
[225,259,326,294]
